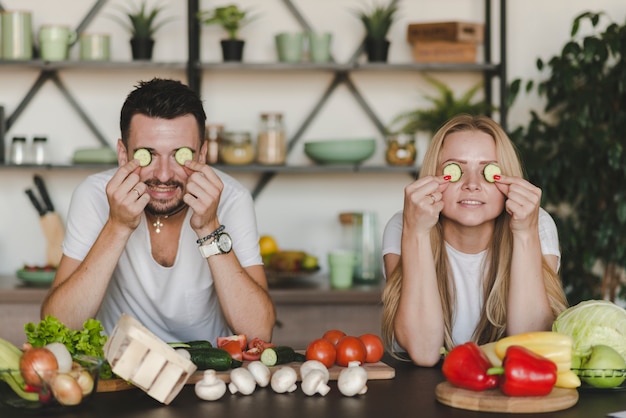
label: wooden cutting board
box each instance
[435,382,579,413]
[97,360,395,392]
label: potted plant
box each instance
[354,0,400,62]
[508,11,626,304]
[198,4,255,62]
[110,1,173,60]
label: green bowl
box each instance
[304,138,376,164]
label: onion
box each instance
[74,369,95,395]
[50,373,83,406]
[19,347,58,387]
[44,343,73,373]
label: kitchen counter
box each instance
[2,355,624,417]
[0,275,383,347]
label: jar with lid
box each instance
[256,112,286,165]
[10,136,26,165]
[220,131,255,165]
[205,124,223,164]
[385,133,417,166]
[32,136,47,165]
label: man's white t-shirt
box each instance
[382,208,560,346]
[63,168,262,343]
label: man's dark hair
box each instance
[120,78,206,146]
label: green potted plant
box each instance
[354,0,400,62]
[198,4,255,62]
[110,1,173,60]
[508,11,626,304]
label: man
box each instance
[41,78,275,343]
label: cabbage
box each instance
[552,300,626,361]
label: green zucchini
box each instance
[186,347,233,371]
[260,346,302,366]
[167,340,213,349]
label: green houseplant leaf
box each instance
[354,0,400,40]
[197,4,256,40]
[110,0,173,39]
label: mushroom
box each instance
[299,360,330,382]
[175,348,191,360]
[270,366,298,393]
[337,361,368,397]
[228,367,256,395]
[301,369,331,396]
[194,370,227,401]
[247,361,271,387]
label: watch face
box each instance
[217,233,233,253]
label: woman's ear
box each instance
[117,139,128,166]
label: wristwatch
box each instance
[198,232,233,258]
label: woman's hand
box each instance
[495,175,541,234]
[403,176,449,236]
[105,160,149,229]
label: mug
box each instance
[328,250,356,289]
[80,33,110,61]
[39,25,77,61]
[275,32,304,63]
[307,32,332,63]
[1,11,33,60]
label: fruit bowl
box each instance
[304,138,376,164]
[0,356,102,409]
[572,368,626,391]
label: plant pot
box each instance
[365,38,390,63]
[220,39,244,62]
[130,37,154,60]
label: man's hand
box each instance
[105,159,150,229]
[183,160,223,234]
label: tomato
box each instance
[335,336,367,367]
[323,329,347,346]
[220,340,243,361]
[359,333,384,363]
[247,337,275,351]
[243,338,275,361]
[216,334,247,350]
[305,338,336,368]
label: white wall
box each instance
[1,0,624,276]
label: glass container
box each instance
[10,136,26,165]
[385,133,417,166]
[205,124,223,164]
[220,131,255,165]
[256,112,286,165]
[32,136,47,165]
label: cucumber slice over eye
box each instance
[443,163,462,182]
[133,148,152,167]
[483,163,502,183]
[175,147,193,165]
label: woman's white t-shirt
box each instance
[382,208,560,346]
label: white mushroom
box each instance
[175,348,191,360]
[247,361,271,387]
[337,361,368,397]
[301,369,331,396]
[194,370,227,401]
[270,366,298,393]
[299,360,330,382]
[228,367,256,395]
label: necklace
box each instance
[149,205,187,234]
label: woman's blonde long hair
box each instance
[381,114,568,357]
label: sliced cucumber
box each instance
[133,148,152,167]
[260,346,298,367]
[175,147,193,165]
[443,163,462,182]
[483,163,502,183]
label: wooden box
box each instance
[103,313,197,404]
[411,41,478,63]
[407,22,484,44]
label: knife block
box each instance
[40,212,64,267]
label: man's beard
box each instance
[143,180,188,217]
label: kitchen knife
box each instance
[25,188,47,216]
[33,174,55,212]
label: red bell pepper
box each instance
[442,342,500,391]
[489,345,557,396]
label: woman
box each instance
[381,114,568,366]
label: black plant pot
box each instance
[130,37,155,60]
[365,38,390,63]
[220,39,245,62]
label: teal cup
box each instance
[39,25,77,61]
[80,33,110,61]
[328,250,356,289]
[275,32,304,63]
[307,32,332,63]
[1,11,33,60]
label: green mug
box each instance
[1,11,33,60]
[80,33,110,61]
[39,25,77,61]
[307,32,333,63]
[275,32,304,63]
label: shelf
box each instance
[0,60,188,71]
[197,62,500,73]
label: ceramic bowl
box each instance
[304,138,376,164]
[572,368,626,390]
[0,356,102,410]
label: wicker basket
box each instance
[103,313,197,404]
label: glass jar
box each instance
[385,133,417,166]
[10,136,26,165]
[205,124,223,164]
[32,136,47,165]
[256,112,286,165]
[220,131,255,165]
